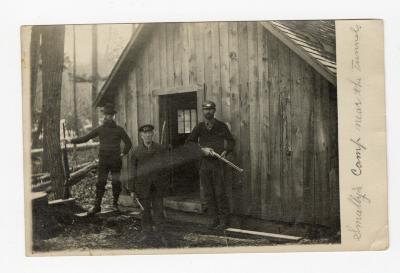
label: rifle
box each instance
[61,122,71,199]
[209,150,244,173]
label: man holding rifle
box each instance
[186,100,235,230]
[66,103,132,215]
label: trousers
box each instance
[138,183,165,231]
[97,153,122,198]
[200,159,229,221]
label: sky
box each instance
[63,24,135,77]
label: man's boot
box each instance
[112,190,120,211]
[207,218,219,230]
[214,216,228,231]
[87,191,103,216]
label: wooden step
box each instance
[48,198,75,206]
[74,208,116,218]
[163,196,204,213]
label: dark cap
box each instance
[202,100,216,110]
[102,103,117,115]
[139,124,154,132]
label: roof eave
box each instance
[260,21,337,87]
[94,24,148,107]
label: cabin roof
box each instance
[261,20,336,85]
[95,21,337,107]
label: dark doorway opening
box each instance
[159,92,200,198]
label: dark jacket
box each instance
[71,120,132,156]
[186,118,235,156]
[131,141,169,198]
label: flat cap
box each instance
[102,102,117,114]
[202,100,216,109]
[139,124,154,132]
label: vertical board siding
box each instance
[211,23,222,119]
[277,40,292,222]
[258,25,271,220]
[302,63,315,224]
[111,22,339,228]
[268,30,283,220]
[227,22,242,214]
[203,23,213,102]
[247,21,260,217]
[173,24,183,87]
[237,22,251,215]
[128,69,139,146]
[290,52,305,223]
[166,24,175,88]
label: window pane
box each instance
[190,109,197,130]
[178,121,184,134]
[184,110,191,133]
[177,110,183,123]
[177,110,184,134]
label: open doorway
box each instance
[159,92,201,208]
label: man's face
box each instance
[103,114,114,121]
[203,108,215,120]
[140,130,154,143]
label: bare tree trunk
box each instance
[41,25,66,199]
[30,26,41,148]
[72,25,79,135]
[91,25,99,128]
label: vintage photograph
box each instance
[23,20,341,254]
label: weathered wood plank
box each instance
[152,31,161,141]
[302,63,315,224]
[195,23,205,87]
[188,23,197,86]
[247,21,260,217]
[142,47,151,124]
[182,23,190,87]
[258,25,271,220]
[203,23,213,100]
[267,31,282,220]
[320,77,331,225]
[228,22,240,156]
[159,24,168,90]
[211,23,221,118]
[166,23,175,88]
[219,22,231,124]
[237,22,251,215]
[289,51,304,223]
[136,63,145,126]
[152,85,203,96]
[173,23,183,87]
[225,228,302,241]
[313,72,323,225]
[278,42,292,222]
[128,69,139,146]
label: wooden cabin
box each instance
[95,21,339,229]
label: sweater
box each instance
[71,120,132,155]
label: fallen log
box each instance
[31,142,99,156]
[31,160,98,192]
[66,160,98,187]
[31,180,52,192]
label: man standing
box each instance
[186,100,235,230]
[131,124,169,241]
[66,103,132,215]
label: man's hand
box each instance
[120,153,125,157]
[201,147,214,156]
[221,151,227,158]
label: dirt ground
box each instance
[32,175,278,253]
[32,155,339,253]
